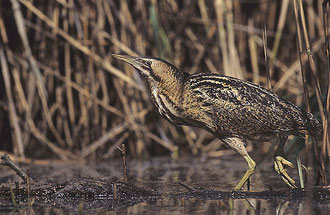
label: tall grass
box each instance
[0,0,328,184]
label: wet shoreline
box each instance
[0,156,329,214]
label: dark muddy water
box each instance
[0,155,329,214]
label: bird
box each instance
[112,54,322,191]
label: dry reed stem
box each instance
[81,123,128,157]
[18,0,144,92]
[103,132,130,158]
[1,154,28,182]
[178,180,196,191]
[11,0,67,148]
[215,0,229,76]
[248,19,259,84]
[298,0,327,184]
[9,52,139,158]
[0,1,328,166]
[182,127,198,155]
[10,0,47,98]
[64,38,75,126]
[225,0,243,79]
[12,68,29,112]
[273,38,323,91]
[1,53,77,160]
[0,151,84,165]
[322,0,330,157]
[293,0,313,177]
[9,63,76,159]
[27,118,77,160]
[0,13,8,44]
[38,62,123,117]
[253,36,291,75]
[272,0,290,60]
[293,0,328,186]
[0,47,25,158]
[144,130,179,152]
[298,0,325,118]
[198,0,210,33]
[262,24,272,90]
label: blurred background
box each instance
[0,0,328,176]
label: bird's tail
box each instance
[306,112,323,139]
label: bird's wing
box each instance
[188,74,306,136]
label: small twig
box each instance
[113,183,117,200]
[1,154,28,182]
[26,169,31,197]
[178,180,196,191]
[180,198,185,207]
[9,182,17,211]
[117,143,128,181]
[81,123,128,157]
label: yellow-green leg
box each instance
[234,154,256,190]
[274,135,297,188]
[223,137,256,191]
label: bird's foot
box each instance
[274,156,297,188]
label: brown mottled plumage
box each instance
[112,54,322,190]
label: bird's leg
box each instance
[223,137,256,191]
[274,134,297,188]
[235,154,256,190]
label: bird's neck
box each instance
[143,69,188,122]
[146,73,184,100]
[143,67,187,97]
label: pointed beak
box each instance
[112,54,147,70]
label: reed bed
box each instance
[0,0,328,185]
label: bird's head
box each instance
[112,54,185,86]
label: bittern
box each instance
[112,54,322,190]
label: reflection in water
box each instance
[118,156,327,215]
[8,198,325,215]
[114,198,323,215]
[1,156,328,214]
[276,201,289,215]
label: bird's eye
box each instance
[146,61,151,67]
[141,60,151,67]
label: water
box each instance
[0,155,329,214]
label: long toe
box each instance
[274,156,296,188]
[280,175,297,189]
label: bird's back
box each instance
[184,73,322,140]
